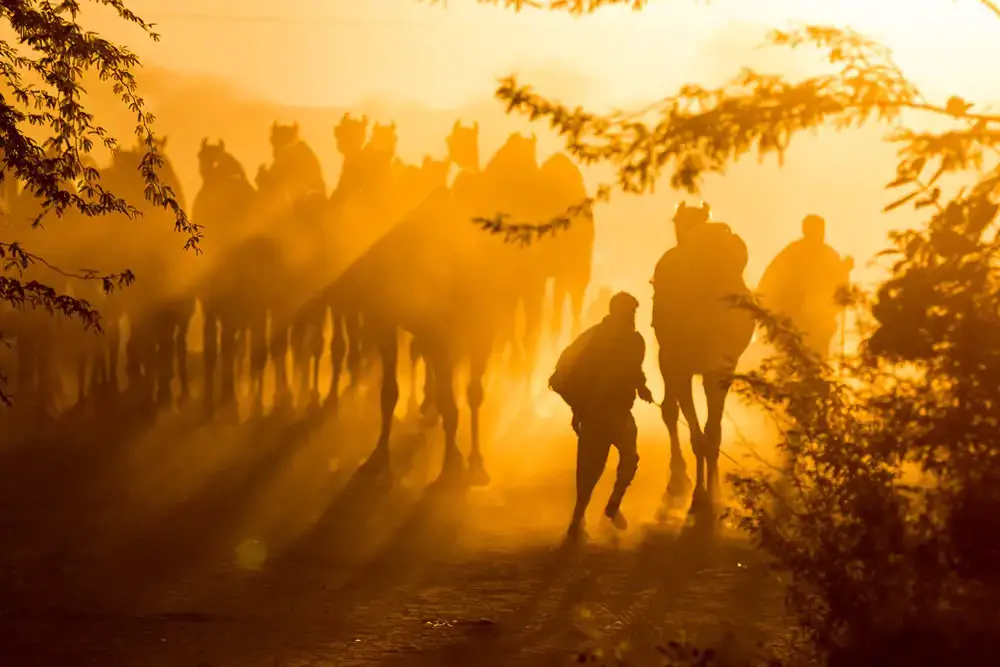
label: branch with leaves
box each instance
[0,0,201,404]
[425,0,649,14]
[456,0,1000,661]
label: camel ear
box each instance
[362,114,369,125]
[453,119,461,131]
[472,121,479,132]
[200,138,207,150]
[219,139,225,151]
[390,121,396,131]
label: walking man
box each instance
[549,291,654,540]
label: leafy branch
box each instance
[424,0,649,14]
[471,184,609,244]
[0,0,201,404]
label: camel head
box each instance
[446,120,479,170]
[420,155,450,190]
[110,143,142,171]
[672,201,712,245]
[270,121,300,156]
[367,121,398,157]
[198,138,229,180]
[151,135,168,152]
[335,113,368,157]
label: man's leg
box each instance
[569,422,611,538]
[605,413,639,530]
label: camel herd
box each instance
[3,116,763,514]
[1,116,597,488]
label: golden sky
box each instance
[91,0,1000,110]
[60,0,1000,322]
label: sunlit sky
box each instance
[91,0,1000,109]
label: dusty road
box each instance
[0,404,787,666]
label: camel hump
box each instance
[278,140,325,190]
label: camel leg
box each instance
[549,280,568,344]
[270,321,293,411]
[521,285,545,401]
[344,310,363,389]
[249,314,268,418]
[406,336,422,418]
[288,322,307,409]
[417,341,439,428]
[176,315,191,404]
[154,329,175,411]
[428,345,465,486]
[104,319,121,395]
[232,327,245,398]
[125,318,156,411]
[219,319,238,418]
[326,311,345,411]
[310,338,322,407]
[466,335,491,487]
[568,281,587,340]
[665,370,705,512]
[659,349,692,502]
[702,367,734,507]
[76,357,88,403]
[359,323,398,482]
[203,311,219,417]
[88,339,105,394]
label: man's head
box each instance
[802,214,825,243]
[608,291,640,329]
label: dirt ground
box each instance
[0,396,789,666]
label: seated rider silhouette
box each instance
[652,202,749,349]
[549,291,655,541]
[756,214,854,358]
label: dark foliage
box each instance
[446,0,1000,664]
[0,0,200,403]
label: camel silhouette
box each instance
[192,138,262,419]
[651,201,755,515]
[99,137,194,414]
[253,121,328,412]
[327,121,559,488]
[541,152,595,344]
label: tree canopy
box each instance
[0,0,197,403]
[448,0,1000,663]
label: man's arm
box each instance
[632,333,655,403]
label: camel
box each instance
[4,181,64,414]
[325,113,370,409]
[325,119,420,409]
[329,122,555,488]
[541,152,595,344]
[481,134,552,402]
[99,138,194,412]
[192,139,260,418]
[651,202,756,514]
[255,121,328,412]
